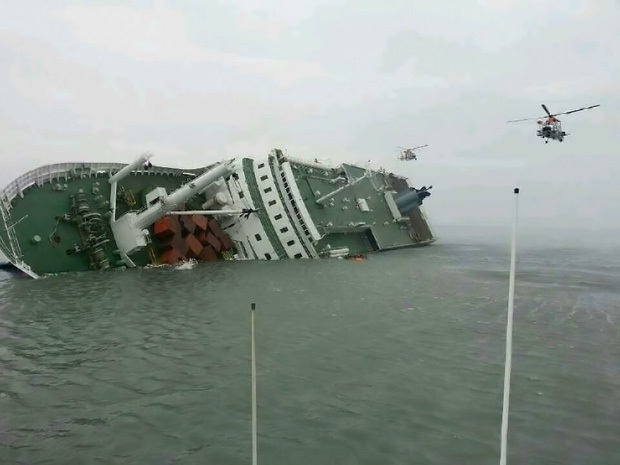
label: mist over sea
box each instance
[1,225,618,464]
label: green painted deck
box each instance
[289,161,433,254]
[0,167,196,276]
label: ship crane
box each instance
[108,155,236,267]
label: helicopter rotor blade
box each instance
[506,116,543,123]
[411,144,428,150]
[507,103,600,124]
[553,104,601,117]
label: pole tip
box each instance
[513,187,520,194]
[251,302,256,310]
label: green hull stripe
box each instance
[268,156,313,258]
[241,159,287,259]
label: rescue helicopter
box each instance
[397,144,428,161]
[507,103,600,143]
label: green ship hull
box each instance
[0,149,436,278]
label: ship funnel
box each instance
[110,160,235,265]
[394,187,432,214]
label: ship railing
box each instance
[0,162,118,204]
[0,196,38,278]
[0,161,209,207]
[0,197,21,259]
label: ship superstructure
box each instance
[0,149,436,278]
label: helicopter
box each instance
[507,103,600,143]
[397,144,428,161]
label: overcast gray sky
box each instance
[1,0,618,238]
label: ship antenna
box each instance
[251,302,258,465]
[500,187,519,465]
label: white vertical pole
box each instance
[500,187,520,465]
[251,302,258,465]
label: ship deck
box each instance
[0,163,199,276]
[289,161,434,253]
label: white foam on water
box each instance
[174,259,198,271]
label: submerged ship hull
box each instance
[0,149,436,278]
